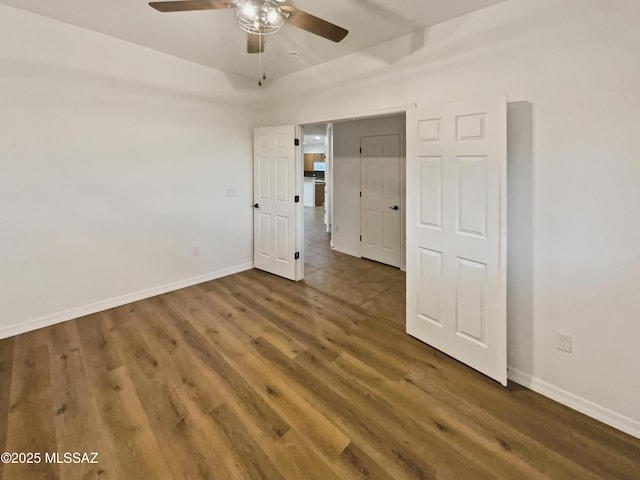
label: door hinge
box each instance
[359,147,362,154]
[294,252,300,260]
[359,191,362,198]
[294,138,300,146]
[360,235,362,242]
[294,195,300,203]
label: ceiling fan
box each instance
[148,0,349,54]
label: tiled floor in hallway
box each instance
[302,206,406,326]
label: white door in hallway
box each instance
[253,125,304,281]
[406,97,507,385]
[360,134,402,268]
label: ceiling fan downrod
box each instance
[258,35,266,87]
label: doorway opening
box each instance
[301,113,407,326]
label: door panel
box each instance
[276,156,289,202]
[382,211,395,249]
[418,247,443,325]
[407,97,507,385]
[275,215,289,261]
[253,125,302,281]
[360,134,402,268]
[258,212,271,256]
[458,156,487,237]
[455,257,488,345]
[419,157,443,228]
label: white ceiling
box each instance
[1,0,506,80]
[303,135,325,147]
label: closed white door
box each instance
[253,125,303,281]
[406,97,507,385]
[360,134,402,268]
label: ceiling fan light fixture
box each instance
[241,3,257,18]
[267,9,279,23]
[235,0,284,36]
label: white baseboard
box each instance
[508,367,640,440]
[331,245,361,258]
[0,262,254,340]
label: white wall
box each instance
[257,0,640,436]
[0,5,256,337]
[303,144,326,155]
[332,115,405,257]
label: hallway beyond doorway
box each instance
[303,206,406,326]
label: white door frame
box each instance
[294,125,305,280]
[325,123,333,234]
[299,112,410,269]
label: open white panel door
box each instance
[406,97,507,385]
[253,125,304,281]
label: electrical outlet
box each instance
[193,246,200,257]
[557,331,572,353]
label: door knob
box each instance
[389,205,399,211]
[253,203,260,209]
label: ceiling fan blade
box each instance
[280,5,348,42]
[148,0,233,13]
[247,33,266,54]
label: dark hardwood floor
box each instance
[1,208,639,479]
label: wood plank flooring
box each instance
[1,209,639,479]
